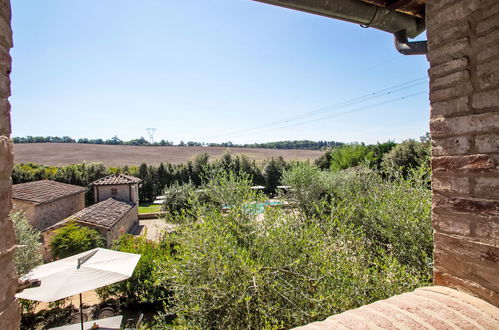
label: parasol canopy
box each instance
[16,248,140,302]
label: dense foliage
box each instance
[147,167,432,328]
[97,234,173,307]
[382,136,431,177]
[328,143,374,172]
[11,212,42,276]
[315,137,429,176]
[282,163,433,276]
[49,222,105,259]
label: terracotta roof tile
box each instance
[91,174,142,186]
[12,180,86,205]
[295,286,499,329]
[67,198,135,229]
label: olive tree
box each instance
[11,212,42,276]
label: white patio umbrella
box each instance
[16,248,141,330]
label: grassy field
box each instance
[14,143,323,167]
[139,203,163,214]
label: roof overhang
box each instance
[253,0,426,38]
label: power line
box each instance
[194,77,427,140]
[223,90,428,139]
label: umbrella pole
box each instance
[79,293,84,330]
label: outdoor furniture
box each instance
[124,313,143,330]
[49,315,123,330]
[16,248,140,330]
[96,307,115,319]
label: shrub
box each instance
[329,171,433,276]
[97,234,173,307]
[202,170,264,209]
[263,157,288,194]
[162,181,198,217]
[283,162,432,276]
[381,138,430,177]
[12,212,43,315]
[11,212,42,276]
[50,221,105,259]
[329,144,374,172]
[279,162,329,216]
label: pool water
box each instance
[223,201,283,214]
[244,201,283,214]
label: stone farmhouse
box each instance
[11,180,86,231]
[92,173,142,204]
[40,173,142,260]
[41,198,138,260]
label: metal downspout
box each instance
[394,29,428,55]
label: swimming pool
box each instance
[222,201,284,214]
[248,201,283,214]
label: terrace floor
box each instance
[295,286,499,329]
[134,218,177,241]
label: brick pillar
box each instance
[427,0,499,307]
[0,0,19,329]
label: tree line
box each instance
[12,135,174,146]
[12,152,290,203]
[13,135,343,150]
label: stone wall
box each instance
[0,0,19,328]
[95,184,138,203]
[11,199,35,223]
[13,192,85,231]
[427,0,499,307]
[106,204,138,246]
[40,224,62,262]
[33,192,85,230]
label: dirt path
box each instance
[34,290,101,313]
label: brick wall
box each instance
[427,0,499,307]
[0,0,19,328]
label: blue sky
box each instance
[10,0,429,144]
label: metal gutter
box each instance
[253,0,425,38]
[253,0,428,55]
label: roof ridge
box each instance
[91,173,142,186]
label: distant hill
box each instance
[14,143,323,167]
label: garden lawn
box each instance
[138,203,162,214]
